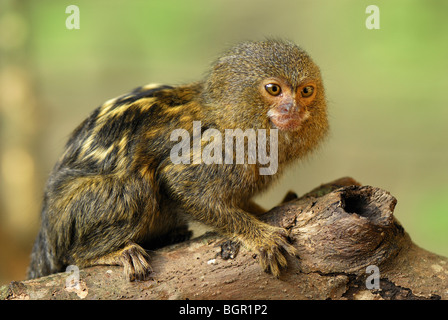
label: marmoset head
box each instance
[201,39,326,132]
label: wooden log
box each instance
[1,177,447,300]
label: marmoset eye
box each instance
[265,83,282,96]
[301,86,314,97]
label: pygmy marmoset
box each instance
[27,39,329,281]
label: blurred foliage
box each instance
[0,0,447,284]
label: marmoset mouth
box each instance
[269,112,309,131]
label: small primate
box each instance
[28,39,329,281]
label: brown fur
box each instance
[27,39,328,280]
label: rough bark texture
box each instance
[1,177,447,300]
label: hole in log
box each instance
[341,189,380,219]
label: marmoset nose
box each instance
[278,102,297,114]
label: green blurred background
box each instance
[0,0,447,285]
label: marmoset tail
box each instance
[28,39,328,281]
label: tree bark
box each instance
[1,177,447,300]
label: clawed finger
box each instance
[254,228,298,278]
